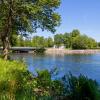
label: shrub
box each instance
[34,48,46,54]
[34,70,65,99]
[0,59,99,100]
[63,74,100,100]
[0,59,34,100]
[72,35,97,49]
[0,60,64,100]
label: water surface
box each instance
[11,53,100,83]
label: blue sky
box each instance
[33,0,100,42]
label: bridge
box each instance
[0,47,46,53]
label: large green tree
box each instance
[63,32,71,48]
[0,0,61,59]
[54,34,64,48]
[47,37,54,47]
[32,36,45,47]
[54,29,97,49]
[72,35,97,49]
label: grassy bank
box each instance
[0,59,100,100]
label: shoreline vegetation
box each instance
[11,48,100,55]
[0,0,100,100]
[1,47,100,54]
[0,59,100,100]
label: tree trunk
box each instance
[1,0,13,60]
[2,36,10,60]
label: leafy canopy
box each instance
[0,0,61,36]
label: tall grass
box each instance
[0,59,33,100]
[0,60,64,100]
[0,59,99,100]
[62,74,100,100]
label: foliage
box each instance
[10,29,97,50]
[54,29,97,49]
[13,35,54,48]
[0,59,64,100]
[34,47,46,54]
[0,0,61,59]
[97,42,100,47]
[32,36,46,47]
[63,32,71,48]
[35,70,64,99]
[63,74,100,100]
[0,59,100,99]
[70,29,80,37]
[32,36,54,48]
[46,37,54,47]
[0,59,33,99]
[0,0,61,34]
[72,35,97,49]
[54,34,64,47]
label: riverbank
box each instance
[0,59,99,100]
[45,48,100,54]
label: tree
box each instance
[47,37,54,47]
[31,36,54,48]
[70,29,80,37]
[0,0,61,59]
[63,33,71,48]
[54,34,64,48]
[97,42,100,47]
[72,35,88,49]
[24,38,32,47]
[32,36,39,47]
[32,36,45,47]
[70,29,80,48]
[72,35,97,49]
[54,30,97,49]
[10,34,18,46]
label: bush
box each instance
[0,60,64,100]
[0,59,99,100]
[72,35,97,49]
[0,59,34,99]
[33,70,65,99]
[63,74,100,100]
[34,48,46,54]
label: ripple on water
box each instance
[10,53,100,83]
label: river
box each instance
[11,53,100,83]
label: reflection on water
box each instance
[10,53,100,83]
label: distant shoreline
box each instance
[45,48,100,54]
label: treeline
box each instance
[54,29,97,49]
[12,35,54,48]
[10,29,99,49]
